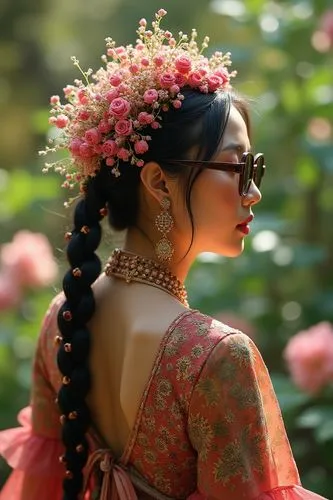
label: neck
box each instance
[124,226,194,283]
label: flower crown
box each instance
[40,8,236,194]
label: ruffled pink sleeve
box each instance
[187,331,328,500]
[0,294,65,500]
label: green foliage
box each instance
[0,0,333,495]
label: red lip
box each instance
[238,215,254,226]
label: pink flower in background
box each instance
[0,230,58,290]
[0,269,22,311]
[283,322,333,394]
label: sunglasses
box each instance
[164,152,266,196]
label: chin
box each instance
[218,241,245,258]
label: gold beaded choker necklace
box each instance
[104,248,189,307]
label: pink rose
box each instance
[143,89,159,104]
[117,148,130,161]
[105,89,119,102]
[214,68,229,84]
[55,114,68,128]
[170,84,180,95]
[98,119,112,134]
[103,139,118,157]
[109,97,131,118]
[138,112,154,125]
[151,121,160,130]
[69,138,83,156]
[175,55,192,75]
[159,72,175,89]
[207,75,223,92]
[115,119,133,136]
[136,159,145,167]
[174,73,187,87]
[134,140,149,155]
[85,127,102,145]
[284,322,333,394]
[188,71,203,88]
[79,142,95,158]
[109,73,123,86]
[157,8,167,17]
[0,230,58,289]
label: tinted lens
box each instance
[254,154,265,187]
[242,154,253,195]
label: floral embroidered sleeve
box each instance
[187,331,328,500]
[0,294,65,500]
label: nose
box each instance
[242,180,262,207]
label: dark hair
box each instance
[56,88,250,499]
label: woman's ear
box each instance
[140,161,170,203]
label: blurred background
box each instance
[0,0,333,495]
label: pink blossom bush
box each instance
[283,322,333,394]
[0,231,58,311]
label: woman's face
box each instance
[173,105,262,258]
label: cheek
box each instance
[192,173,240,223]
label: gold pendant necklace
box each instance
[104,248,189,307]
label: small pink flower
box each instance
[117,147,130,161]
[170,84,180,95]
[139,18,147,27]
[109,97,131,118]
[175,55,192,75]
[55,114,69,128]
[63,85,75,97]
[141,57,150,67]
[48,116,57,125]
[157,8,167,17]
[172,99,182,109]
[153,55,165,67]
[50,95,60,105]
[98,119,112,134]
[105,89,119,102]
[169,38,176,47]
[151,121,160,129]
[115,119,133,136]
[164,31,172,39]
[284,322,333,394]
[129,64,139,74]
[134,139,149,155]
[78,110,91,121]
[85,127,102,145]
[109,73,122,86]
[79,142,95,158]
[69,138,83,156]
[102,139,118,157]
[159,72,175,89]
[136,159,145,167]
[115,46,126,55]
[188,71,203,88]
[207,75,223,92]
[138,112,154,125]
[107,48,116,58]
[78,89,89,104]
[143,89,159,104]
[106,157,115,166]
[135,43,145,51]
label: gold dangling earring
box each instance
[155,198,174,263]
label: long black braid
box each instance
[56,177,108,499]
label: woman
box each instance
[0,9,328,500]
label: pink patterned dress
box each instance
[0,294,328,499]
